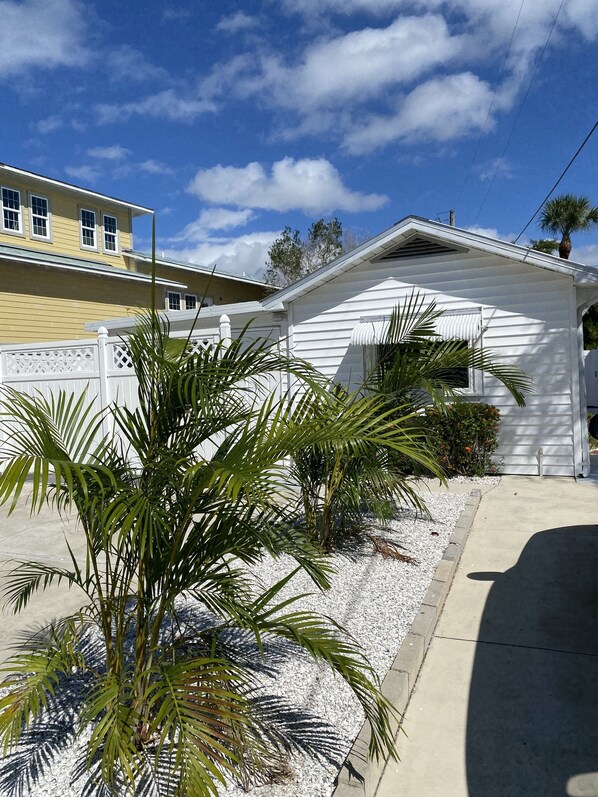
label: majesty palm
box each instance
[370,292,532,410]
[539,193,598,260]
[0,311,435,796]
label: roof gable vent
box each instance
[377,236,461,261]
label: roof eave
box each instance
[0,250,185,288]
[127,251,273,288]
[0,163,153,216]
[85,300,268,333]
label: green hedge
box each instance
[424,402,500,477]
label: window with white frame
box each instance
[355,308,483,395]
[30,194,50,240]
[1,187,22,233]
[103,213,118,253]
[80,208,97,249]
[184,294,197,310]
[166,291,181,311]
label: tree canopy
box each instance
[265,218,345,287]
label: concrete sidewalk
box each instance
[377,475,598,797]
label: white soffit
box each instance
[350,309,481,345]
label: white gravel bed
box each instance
[218,489,470,797]
[0,484,482,797]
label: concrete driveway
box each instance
[0,493,86,663]
[377,474,598,797]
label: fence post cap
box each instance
[98,326,109,339]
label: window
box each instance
[166,291,181,311]
[376,339,473,391]
[30,194,50,240]
[184,294,197,310]
[103,213,118,253]
[80,208,97,249]
[1,187,22,233]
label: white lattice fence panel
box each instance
[109,342,134,371]
[4,345,98,376]
[188,335,218,356]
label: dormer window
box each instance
[103,213,118,254]
[80,208,97,249]
[1,187,22,234]
[30,194,50,240]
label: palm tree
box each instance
[370,292,532,410]
[539,193,598,260]
[0,310,436,796]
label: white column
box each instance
[97,327,112,439]
[219,314,232,351]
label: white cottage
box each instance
[90,217,598,477]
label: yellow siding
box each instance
[0,260,151,343]
[0,176,132,266]
[137,263,270,305]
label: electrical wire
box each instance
[513,120,598,243]
[455,0,526,206]
[471,0,566,226]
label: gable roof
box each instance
[262,216,598,308]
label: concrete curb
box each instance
[332,488,482,797]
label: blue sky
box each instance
[3,0,598,278]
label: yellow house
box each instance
[0,163,271,343]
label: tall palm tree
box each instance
[0,310,436,796]
[539,193,598,260]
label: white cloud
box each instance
[64,165,101,183]
[95,90,216,125]
[105,45,169,84]
[161,6,193,21]
[87,145,130,160]
[282,0,598,45]
[466,225,519,243]
[209,14,466,113]
[0,0,88,76]
[138,159,174,175]
[570,243,598,265]
[35,115,63,134]
[187,157,388,214]
[343,73,495,153]
[216,11,258,33]
[167,231,279,280]
[177,208,255,242]
[476,158,514,182]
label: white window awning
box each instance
[350,309,482,345]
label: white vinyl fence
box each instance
[0,315,282,462]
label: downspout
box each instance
[577,305,591,478]
[286,301,295,401]
[569,285,588,478]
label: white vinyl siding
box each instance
[30,194,50,240]
[80,208,97,250]
[290,249,578,476]
[1,187,23,234]
[102,213,119,254]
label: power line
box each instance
[513,120,598,243]
[455,0,526,206]
[471,0,566,225]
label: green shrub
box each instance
[424,402,500,476]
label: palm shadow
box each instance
[466,524,598,797]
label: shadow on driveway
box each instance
[466,525,598,797]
